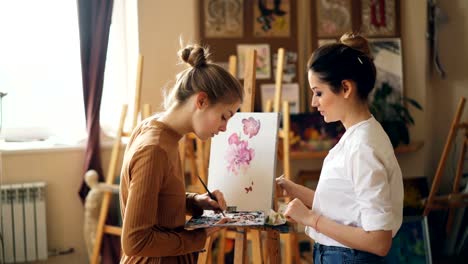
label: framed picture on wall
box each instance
[369,38,403,97]
[253,0,291,37]
[260,83,300,113]
[203,0,244,38]
[237,44,271,80]
[315,0,353,38]
[361,0,399,37]
[272,50,297,82]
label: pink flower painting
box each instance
[242,117,261,138]
[225,133,255,175]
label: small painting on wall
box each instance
[361,0,398,37]
[207,112,280,212]
[253,0,291,37]
[204,0,244,38]
[237,44,271,79]
[272,50,297,82]
[369,38,403,97]
[316,0,353,38]
[260,83,300,113]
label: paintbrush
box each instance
[196,174,227,217]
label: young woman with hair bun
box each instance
[277,33,403,263]
[120,44,243,263]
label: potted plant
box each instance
[370,82,423,148]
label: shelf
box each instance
[290,141,424,160]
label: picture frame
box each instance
[361,0,400,37]
[272,50,298,82]
[315,0,353,38]
[260,83,300,113]
[386,216,433,264]
[369,38,403,97]
[253,0,291,37]
[203,0,244,38]
[237,44,271,80]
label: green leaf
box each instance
[403,97,423,110]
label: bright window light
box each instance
[0,0,139,144]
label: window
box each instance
[0,0,85,142]
[0,0,139,144]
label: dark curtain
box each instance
[76,0,120,262]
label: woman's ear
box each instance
[341,80,355,99]
[195,92,209,110]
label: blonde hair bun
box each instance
[339,32,372,58]
[179,44,209,68]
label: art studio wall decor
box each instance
[312,0,401,47]
[207,112,280,212]
[272,50,297,82]
[204,0,244,38]
[253,0,291,37]
[315,0,353,38]
[199,0,299,111]
[361,0,399,37]
[369,38,403,97]
[237,44,271,79]
[260,83,300,113]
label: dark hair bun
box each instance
[339,32,372,58]
[179,45,209,68]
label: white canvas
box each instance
[207,112,280,212]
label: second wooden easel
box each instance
[423,97,468,233]
[90,55,152,264]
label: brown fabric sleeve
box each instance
[121,146,207,257]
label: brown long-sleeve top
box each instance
[120,118,207,264]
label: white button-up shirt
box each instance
[306,116,403,247]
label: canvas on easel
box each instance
[186,112,280,228]
[208,112,280,212]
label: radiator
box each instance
[0,182,48,263]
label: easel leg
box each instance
[266,230,281,264]
[198,236,213,264]
[234,228,248,264]
[251,229,263,264]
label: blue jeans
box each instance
[313,243,385,264]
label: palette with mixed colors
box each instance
[185,210,265,229]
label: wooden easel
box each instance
[423,97,468,233]
[90,55,152,264]
[264,48,301,264]
[197,49,283,264]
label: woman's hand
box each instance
[195,190,227,212]
[275,175,296,197]
[283,198,316,226]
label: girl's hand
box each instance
[283,198,315,226]
[195,190,227,212]
[275,175,296,197]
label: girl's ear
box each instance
[341,80,355,99]
[195,92,209,110]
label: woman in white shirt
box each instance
[276,33,404,263]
